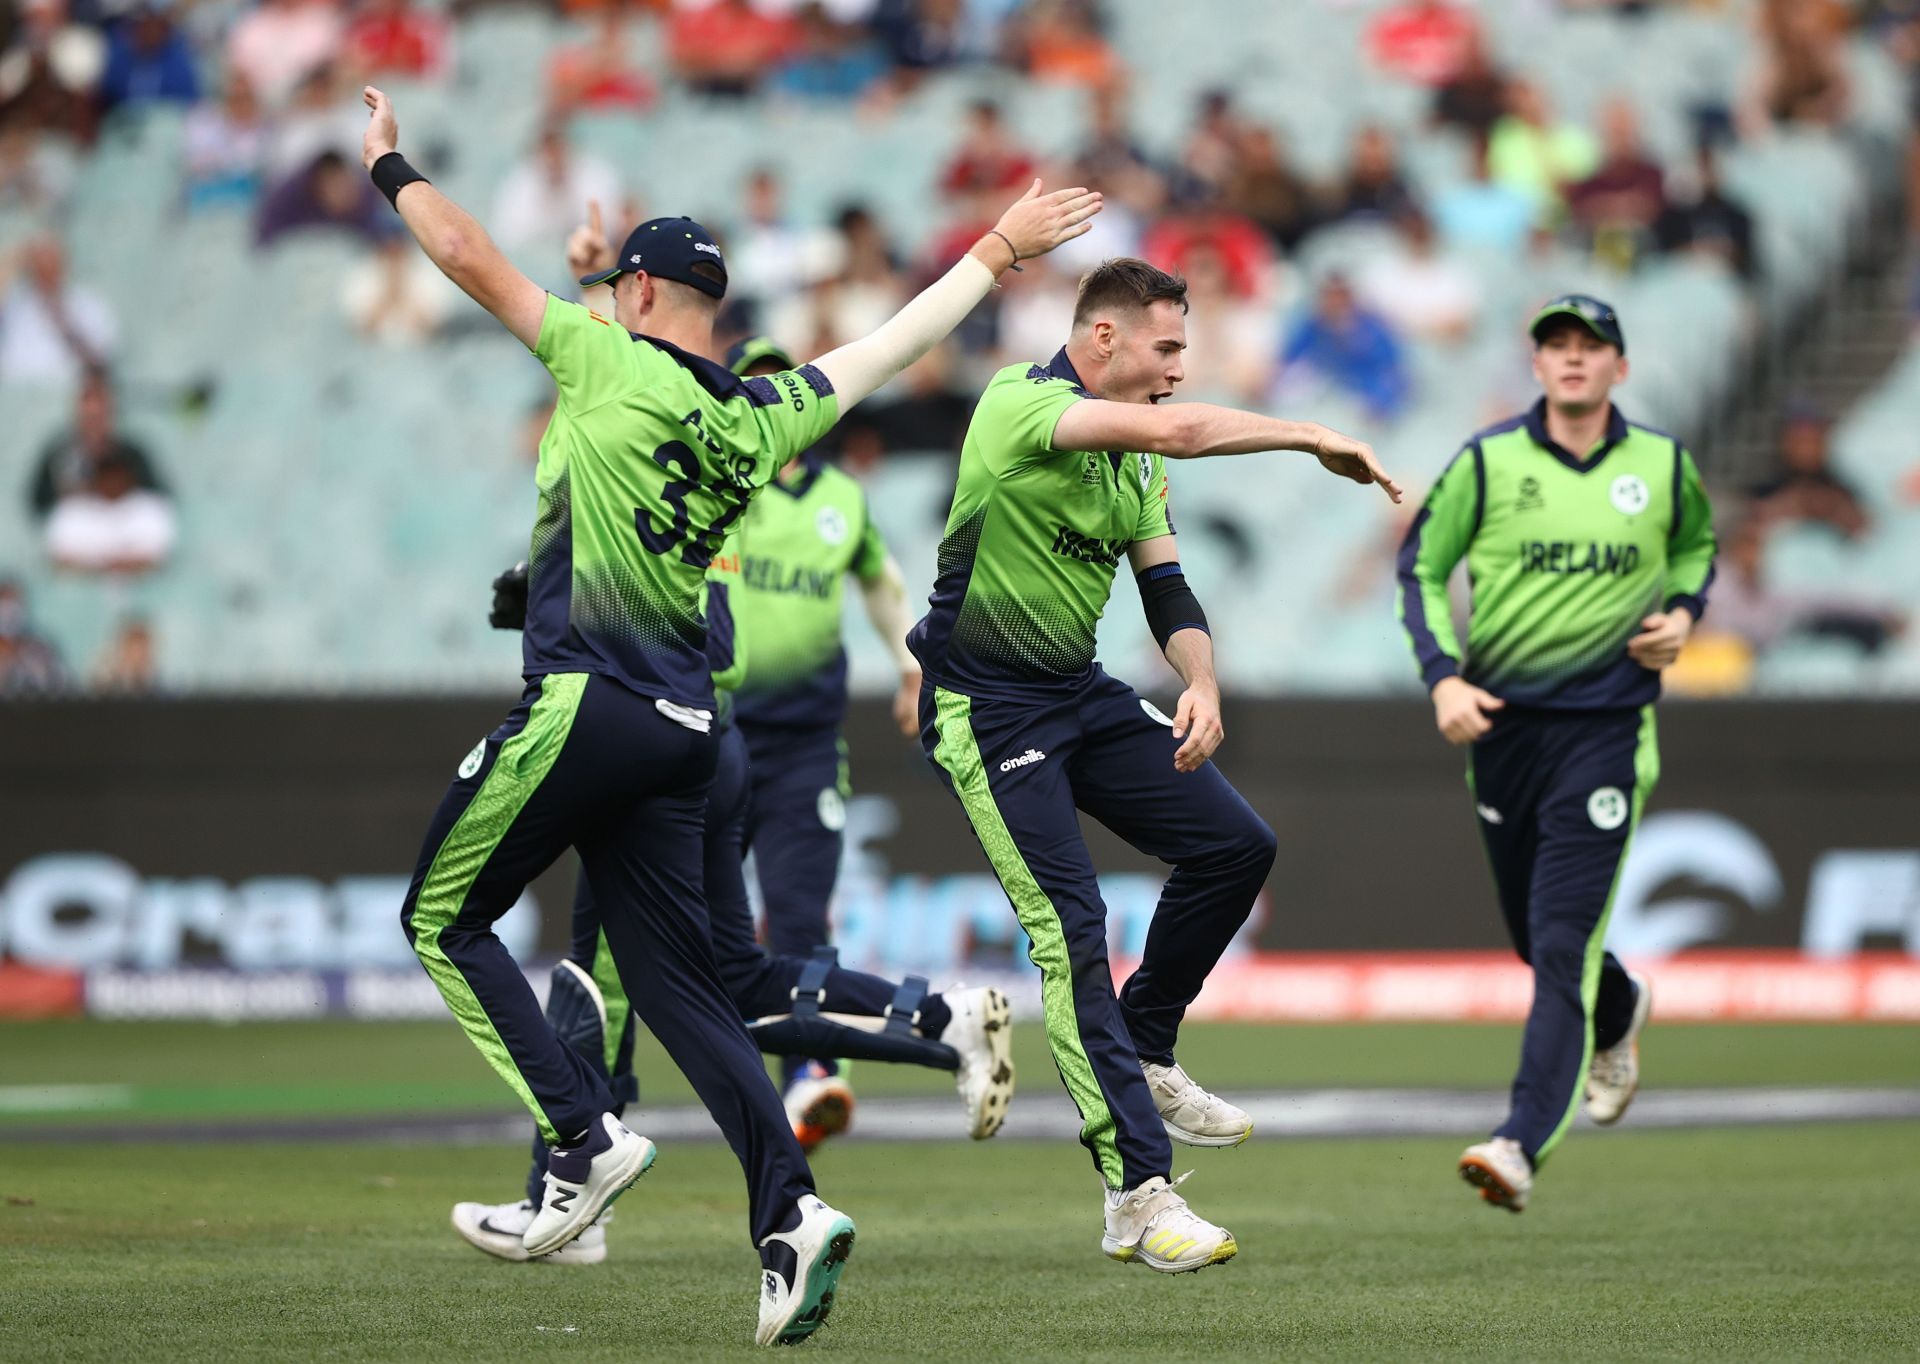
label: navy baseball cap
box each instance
[1529,294,1625,353]
[725,336,796,376]
[580,216,728,298]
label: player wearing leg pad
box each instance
[747,948,961,1071]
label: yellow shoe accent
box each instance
[1206,1237,1238,1266]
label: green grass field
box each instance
[3,1021,1918,1361]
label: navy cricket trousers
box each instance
[399,673,814,1247]
[1469,704,1658,1166]
[920,667,1277,1191]
[741,722,852,1085]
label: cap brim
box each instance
[1529,306,1620,348]
[578,267,623,288]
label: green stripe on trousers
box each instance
[411,672,587,1144]
[930,686,1125,1188]
[589,928,629,1077]
[1535,703,1660,1167]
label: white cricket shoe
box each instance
[945,986,1015,1139]
[784,1065,856,1152]
[1100,1172,1238,1273]
[1586,971,1652,1125]
[522,1112,655,1257]
[1142,1060,1253,1148]
[1458,1137,1531,1213]
[451,1199,608,1265]
[756,1194,857,1346]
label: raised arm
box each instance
[360,86,546,349]
[1051,399,1403,503]
[810,180,1102,408]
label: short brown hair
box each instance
[1072,258,1189,329]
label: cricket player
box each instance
[360,82,1096,1342]
[722,333,925,1149]
[909,258,1400,1273]
[1396,295,1716,1213]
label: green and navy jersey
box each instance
[908,349,1175,701]
[732,451,889,731]
[703,534,745,726]
[1397,400,1717,710]
[525,296,838,709]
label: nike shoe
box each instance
[1458,1137,1531,1213]
[784,1064,855,1153]
[1586,971,1652,1125]
[522,1112,655,1257]
[451,1199,608,1265]
[945,985,1015,1139]
[1100,1172,1238,1273]
[756,1194,856,1346]
[1142,1060,1253,1148]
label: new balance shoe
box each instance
[756,1194,856,1346]
[522,1112,655,1257]
[1586,971,1652,1125]
[945,985,1014,1139]
[1458,1137,1531,1213]
[1142,1060,1253,1148]
[784,1064,855,1152]
[451,1198,608,1265]
[1100,1172,1237,1273]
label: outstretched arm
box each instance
[361,86,546,349]
[810,180,1102,408]
[1052,399,1403,503]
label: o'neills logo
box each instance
[999,748,1047,773]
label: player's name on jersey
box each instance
[1517,540,1642,576]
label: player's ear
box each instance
[1614,353,1629,385]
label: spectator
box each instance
[1487,78,1598,220]
[490,122,621,255]
[1433,131,1535,254]
[1141,194,1274,302]
[940,98,1034,200]
[182,74,268,210]
[1566,96,1668,268]
[1743,0,1851,134]
[0,118,76,214]
[1366,0,1480,88]
[261,63,361,181]
[1431,27,1506,140]
[669,0,797,99]
[0,0,106,143]
[1654,140,1757,281]
[254,147,389,248]
[547,7,653,114]
[1176,240,1278,405]
[731,166,825,315]
[1356,208,1482,343]
[832,340,973,462]
[93,614,158,693]
[226,0,344,108]
[1278,273,1411,421]
[1076,78,1157,190]
[0,578,66,697]
[805,203,906,350]
[342,0,451,82]
[45,446,177,575]
[29,370,166,520]
[992,253,1077,368]
[772,4,887,102]
[343,233,458,342]
[873,0,970,84]
[1325,123,1419,226]
[99,1,201,112]
[1178,88,1244,201]
[1011,0,1118,89]
[0,235,117,387]
[1747,404,1871,540]
[1227,125,1315,252]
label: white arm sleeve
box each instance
[859,554,918,674]
[810,255,996,410]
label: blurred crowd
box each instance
[2,0,1919,695]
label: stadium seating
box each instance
[1,1,1910,695]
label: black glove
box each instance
[489,561,528,631]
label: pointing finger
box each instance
[588,199,603,237]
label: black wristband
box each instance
[370,151,428,209]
